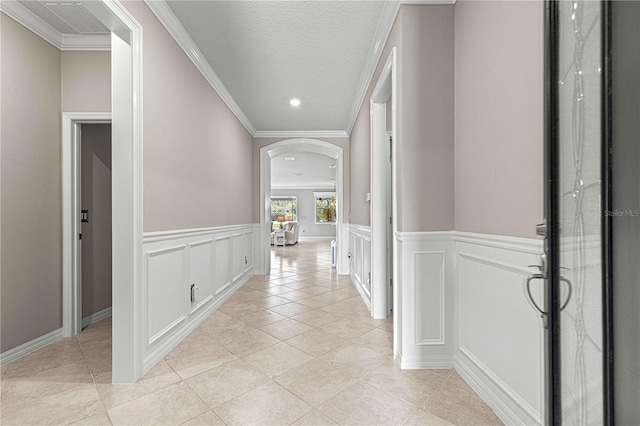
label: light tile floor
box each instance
[1,239,503,425]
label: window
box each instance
[270,196,297,229]
[314,192,336,224]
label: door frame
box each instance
[258,139,347,276]
[62,112,112,337]
[62,0,143,385]
[370,47,397,320]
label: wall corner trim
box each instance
[143,0,256,136]
[0,328,63,366]
[0,0,111,51]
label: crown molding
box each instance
[144,0,257,136]
[0,0,110,51]
[253,130,349,139]
[344,0,456,135]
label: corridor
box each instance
[1,239,501,425]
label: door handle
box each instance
[526,273,546,316]
[525,269,573,328]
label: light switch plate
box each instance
[366,193,371,202]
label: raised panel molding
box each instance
[348,225,372,310]
[146,245,187,345]
[413,251,445,345]
[454,231,543,426]
[142,224,255,373]
[396,232,455,370]
[214,236,232,296]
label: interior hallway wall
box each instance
[61,51,111,112]
[454,0,543,239]
[1,13,62,353]
[349,11,401,228]
[349,5,455,231]
[122,2,254,233]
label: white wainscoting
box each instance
[396,231,456,369]
[348,224,372,310]
[142,224,254,372]
[454,232,544,426]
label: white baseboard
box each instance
[400,354,456,370]
[82,307,112,329]
[0,328,63,365]
[456,356,538,426]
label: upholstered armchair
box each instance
[270,222,300,245]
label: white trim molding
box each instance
[143,0,256,136]
[82,307,113,329]
[0,0,111,50]
[253,130,348,139]
[0,328,63,366]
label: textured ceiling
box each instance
[271,152,336,189]
[17,1,109,34]
[165,1,385,132]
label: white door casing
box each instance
[370,47,397,321]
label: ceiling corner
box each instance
[1,0,62,49]
[143,0,257,137]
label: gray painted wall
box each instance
[349,5,455,232]
[1,13,63,352]
[123,2,254,233]
[612,1,640,423]
[349,11,401,228]
[454,0,543,238]
[271,188,337,238]
[81,124,113,319]
[62,51,111,112]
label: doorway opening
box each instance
[259,139,346,276]
[370,47,397,322]
[62,113,112,337]
[80,123,113,330]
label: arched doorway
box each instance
[258,139,347,276]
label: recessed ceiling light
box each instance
[284,156,295,161]
[328,164,336,169]
[293,173,302,176]
[290,98,301,107]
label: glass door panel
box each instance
[550,0,608,424]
